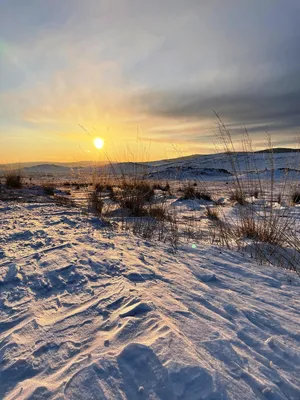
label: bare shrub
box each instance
[229,189,247,205]
[152,182,171,193]
[182,184,212,201]
[148,204,174,221]
[131,213,179,250]
[250,188,260,199]
[115,180,154,216]
[234,208,284,244]
[43,185,55,196]
[88,189,104,215]
[5,171,23,188]
[291,190,300,204]
[213,112,300,275]
[277,193,282,205]
[205,206,220,220]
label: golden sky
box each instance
[1,1,300,163]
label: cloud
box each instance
[1,0,300,161]
[132,63,300,137]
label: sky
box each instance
[1,0,300,163]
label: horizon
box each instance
[1,1,300,163]
[1,146,299,168]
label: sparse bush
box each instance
[5,172,23,188]
[148,205,173,221]
[182,184,212,201]
[205,206,220,220]
[182,185,196,199]
[250,188,260,199]
[88,189,104,215]
[236,212,278,243]
[153,182,171,193]
[122,197,146,216]
[277,193,282,204]
[213,112,300,275]
[43,185,55,196]
[133,181,154,202]
[115,180,154,216]
[130,212,179,249]
[229,189,247,205]
[291,191,300,204]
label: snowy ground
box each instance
[0,201,300,400]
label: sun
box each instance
[93,137,104,149]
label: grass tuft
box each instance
[182,184,212,201]
[5,171,23,188]
[291,191,300,204]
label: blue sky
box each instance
[1,0,300,162]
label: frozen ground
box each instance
[3,150,300,183]
[0,201,300,399]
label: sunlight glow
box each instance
[93,137,104,149]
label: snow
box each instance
[0,201,300,399]
[4,151,300,183]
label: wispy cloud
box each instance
[1,0,300,161]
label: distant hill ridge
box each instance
[0,148,298,170]
[255,148,298,153]
[1,148,299,181]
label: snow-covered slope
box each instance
[0,202,299,399]
[3,150,300,181]
[148,166,232,181]
[23,164,71,174]
[146,151,300,179]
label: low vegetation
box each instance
[182,184,212,201]
[291,190,300,204]
[205,206,220,220]
[229,189,247,205]
[5,171,23,189]
[88,189,104,215]
[2,117,300,276]
[152,182,171,193]
[112,180,155,216]
[43,185,55,196]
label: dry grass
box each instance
[131,213,179,250]
[88,189,104,215]
[250,188,260,199]
[43,185,55,196]
[148,204,174,222]
[213,112,300,275]
[113,179,155,216]
[229,189,247,205]
[182,184,212,201]
[291,190,300,205]
[5,171,23,188]
[205,206,220,220]
[152,182,171,193]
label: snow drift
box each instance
[0,202,299,399]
